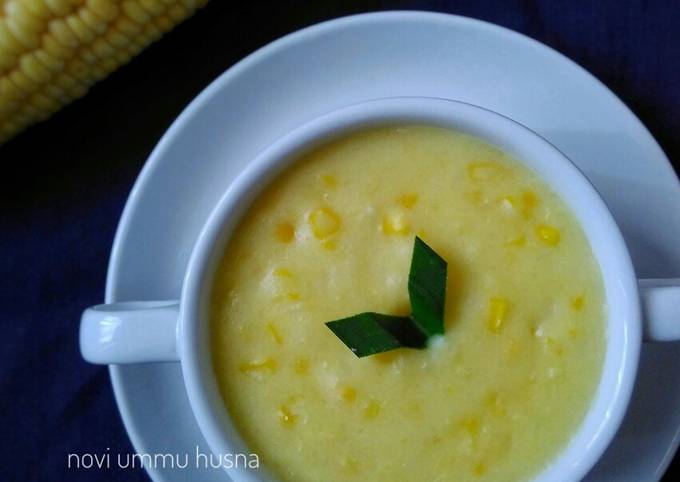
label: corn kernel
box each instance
[0,77,20,109]
[48,18,80,49]
[10,69,38,93]
[20,54,51,83]
[6,1,44,33]
[43,82,67,102]
[79,8,108,34]
[273,267,292,278]
[318,238,335,251]
[398,193,418,209]
[167,4,187,22]
[460,416,480,436]
[521,190,539,217]
[7,15,40,49]
[265,321,283,345]
[23,0,52,20]
[53,71,77,91]
[473,461,487,476]
[142,21,163,42]
[66,81,88,100]
[155,15,175,32]
[68,59,93,82]
[275,221,295,243]
[124,38,145,57]
[34,49,64,72]
[104,56,124,74]
[115,50,132,65]
[363,399,381,418]
[41,33,72,60]
[238,357,277,373]
[0,51,17,72]
[293,358,309,375]
[536,224,561,246]
[321,174,337,188]
[113,15,142,36]
[487,297,509,333]
[382,211,409,235]
[87,0,120,22]
[309,206,341,239]
[0,22,24,57]
[287,292,300,301]
[19,100,38,119]
[467,162,502,181]
[79,47,98,64]
[135,30,153,46]
[101,55,118,74]
[31,91,57,111]
[373,351,398,364]
[66,14,97,43]
[277,404,297,427]
[92,38,117,59]
[45,0,72,17]
[139,0,167,16]
[570,295,584,311]
[123,0,152,24]
[340,386,357,402]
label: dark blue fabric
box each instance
[1,1,678,481]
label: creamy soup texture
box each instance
[211,125,606,482]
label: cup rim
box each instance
[180,96,641,482]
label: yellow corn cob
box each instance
[0,0,209,145]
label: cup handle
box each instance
[80,301,180,364]
[639,279,680,342]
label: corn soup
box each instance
[211,125,605,482]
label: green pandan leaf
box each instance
[325,237,448,357]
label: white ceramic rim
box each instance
[178,96,641,482]
[105,11,679,482]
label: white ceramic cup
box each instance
[80,97,680,482]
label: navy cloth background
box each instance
[1,1,678,481]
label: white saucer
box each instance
[106,12,680,482]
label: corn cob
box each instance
[0,0,209,145]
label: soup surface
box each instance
[211,125,605,482]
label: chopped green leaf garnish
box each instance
[325,237,448,357]
[408,236,447,337]
[326,313,426,357]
